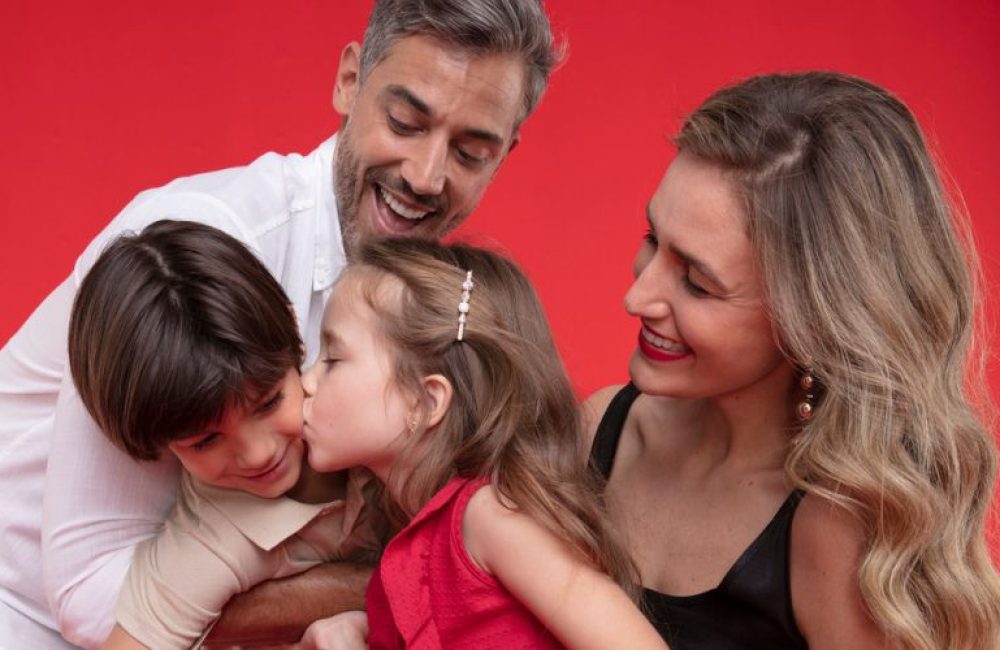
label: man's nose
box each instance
[401,137,448,196]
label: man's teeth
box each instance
[380,187,430,221]
[642,328,687,353]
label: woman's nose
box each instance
[624,254,672,320]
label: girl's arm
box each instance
[463,485,669,650]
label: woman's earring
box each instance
[796,370,815,421]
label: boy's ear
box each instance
[333,42,362,116]
[420,374,453,430]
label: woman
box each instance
[584,72,1000,649]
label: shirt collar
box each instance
[314,133,345,292]
[182,468,370,552]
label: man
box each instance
[0,1,560,646]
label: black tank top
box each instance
[591,384,808,650]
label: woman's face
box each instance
[625,153,792,402]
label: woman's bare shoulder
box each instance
[790,494,885,648]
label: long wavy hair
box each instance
[349,237,639,599]
[676,71,1000,648]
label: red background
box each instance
[2,1,998,552]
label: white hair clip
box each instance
[456,270,474,341]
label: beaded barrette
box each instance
[456,270,474,341]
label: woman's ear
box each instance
[421,374,453,429]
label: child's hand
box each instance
[296,610,368,650]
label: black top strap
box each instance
[589,383,640,479]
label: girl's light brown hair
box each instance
[677,71,1000,648]
[352,236,639,598]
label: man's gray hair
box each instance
[360,0,562,123]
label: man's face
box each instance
[333,34,526,257]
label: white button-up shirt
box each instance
[0,135,345,648]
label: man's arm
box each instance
[38,278,181,648]
[204,562,373,646]
[40,200,252,648]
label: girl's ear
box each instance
[421,374,453,429]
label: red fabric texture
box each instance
[366,477,563,649]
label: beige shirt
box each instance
[115,467,377,650]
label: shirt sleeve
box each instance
[114,482,280,650]
[39,191,257,648]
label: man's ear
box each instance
[421,374,454,429]
[333,42,362,116]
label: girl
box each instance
[301,237,668,649]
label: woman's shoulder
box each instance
[790,494,886,647]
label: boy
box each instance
[68,220,379,649]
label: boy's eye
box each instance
[256,391,284,414]
[192,432,220,451]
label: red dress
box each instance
[366,477,564,649]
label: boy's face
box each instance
[169,369,305,498]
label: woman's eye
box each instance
[682,272,710,297]
[644,228,658,247]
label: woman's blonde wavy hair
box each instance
[349,237,640,599]
[677,71,1000,648]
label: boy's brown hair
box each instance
[68,219,303,460]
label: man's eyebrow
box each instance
[385,84,431,116]
[645,205,730,292]
[384,84,505,147]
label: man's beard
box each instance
[334,122,450,260]
[334,122,362,260]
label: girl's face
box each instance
[625,153,793,402]
[168,368,305,498]
[301,273,413,480]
